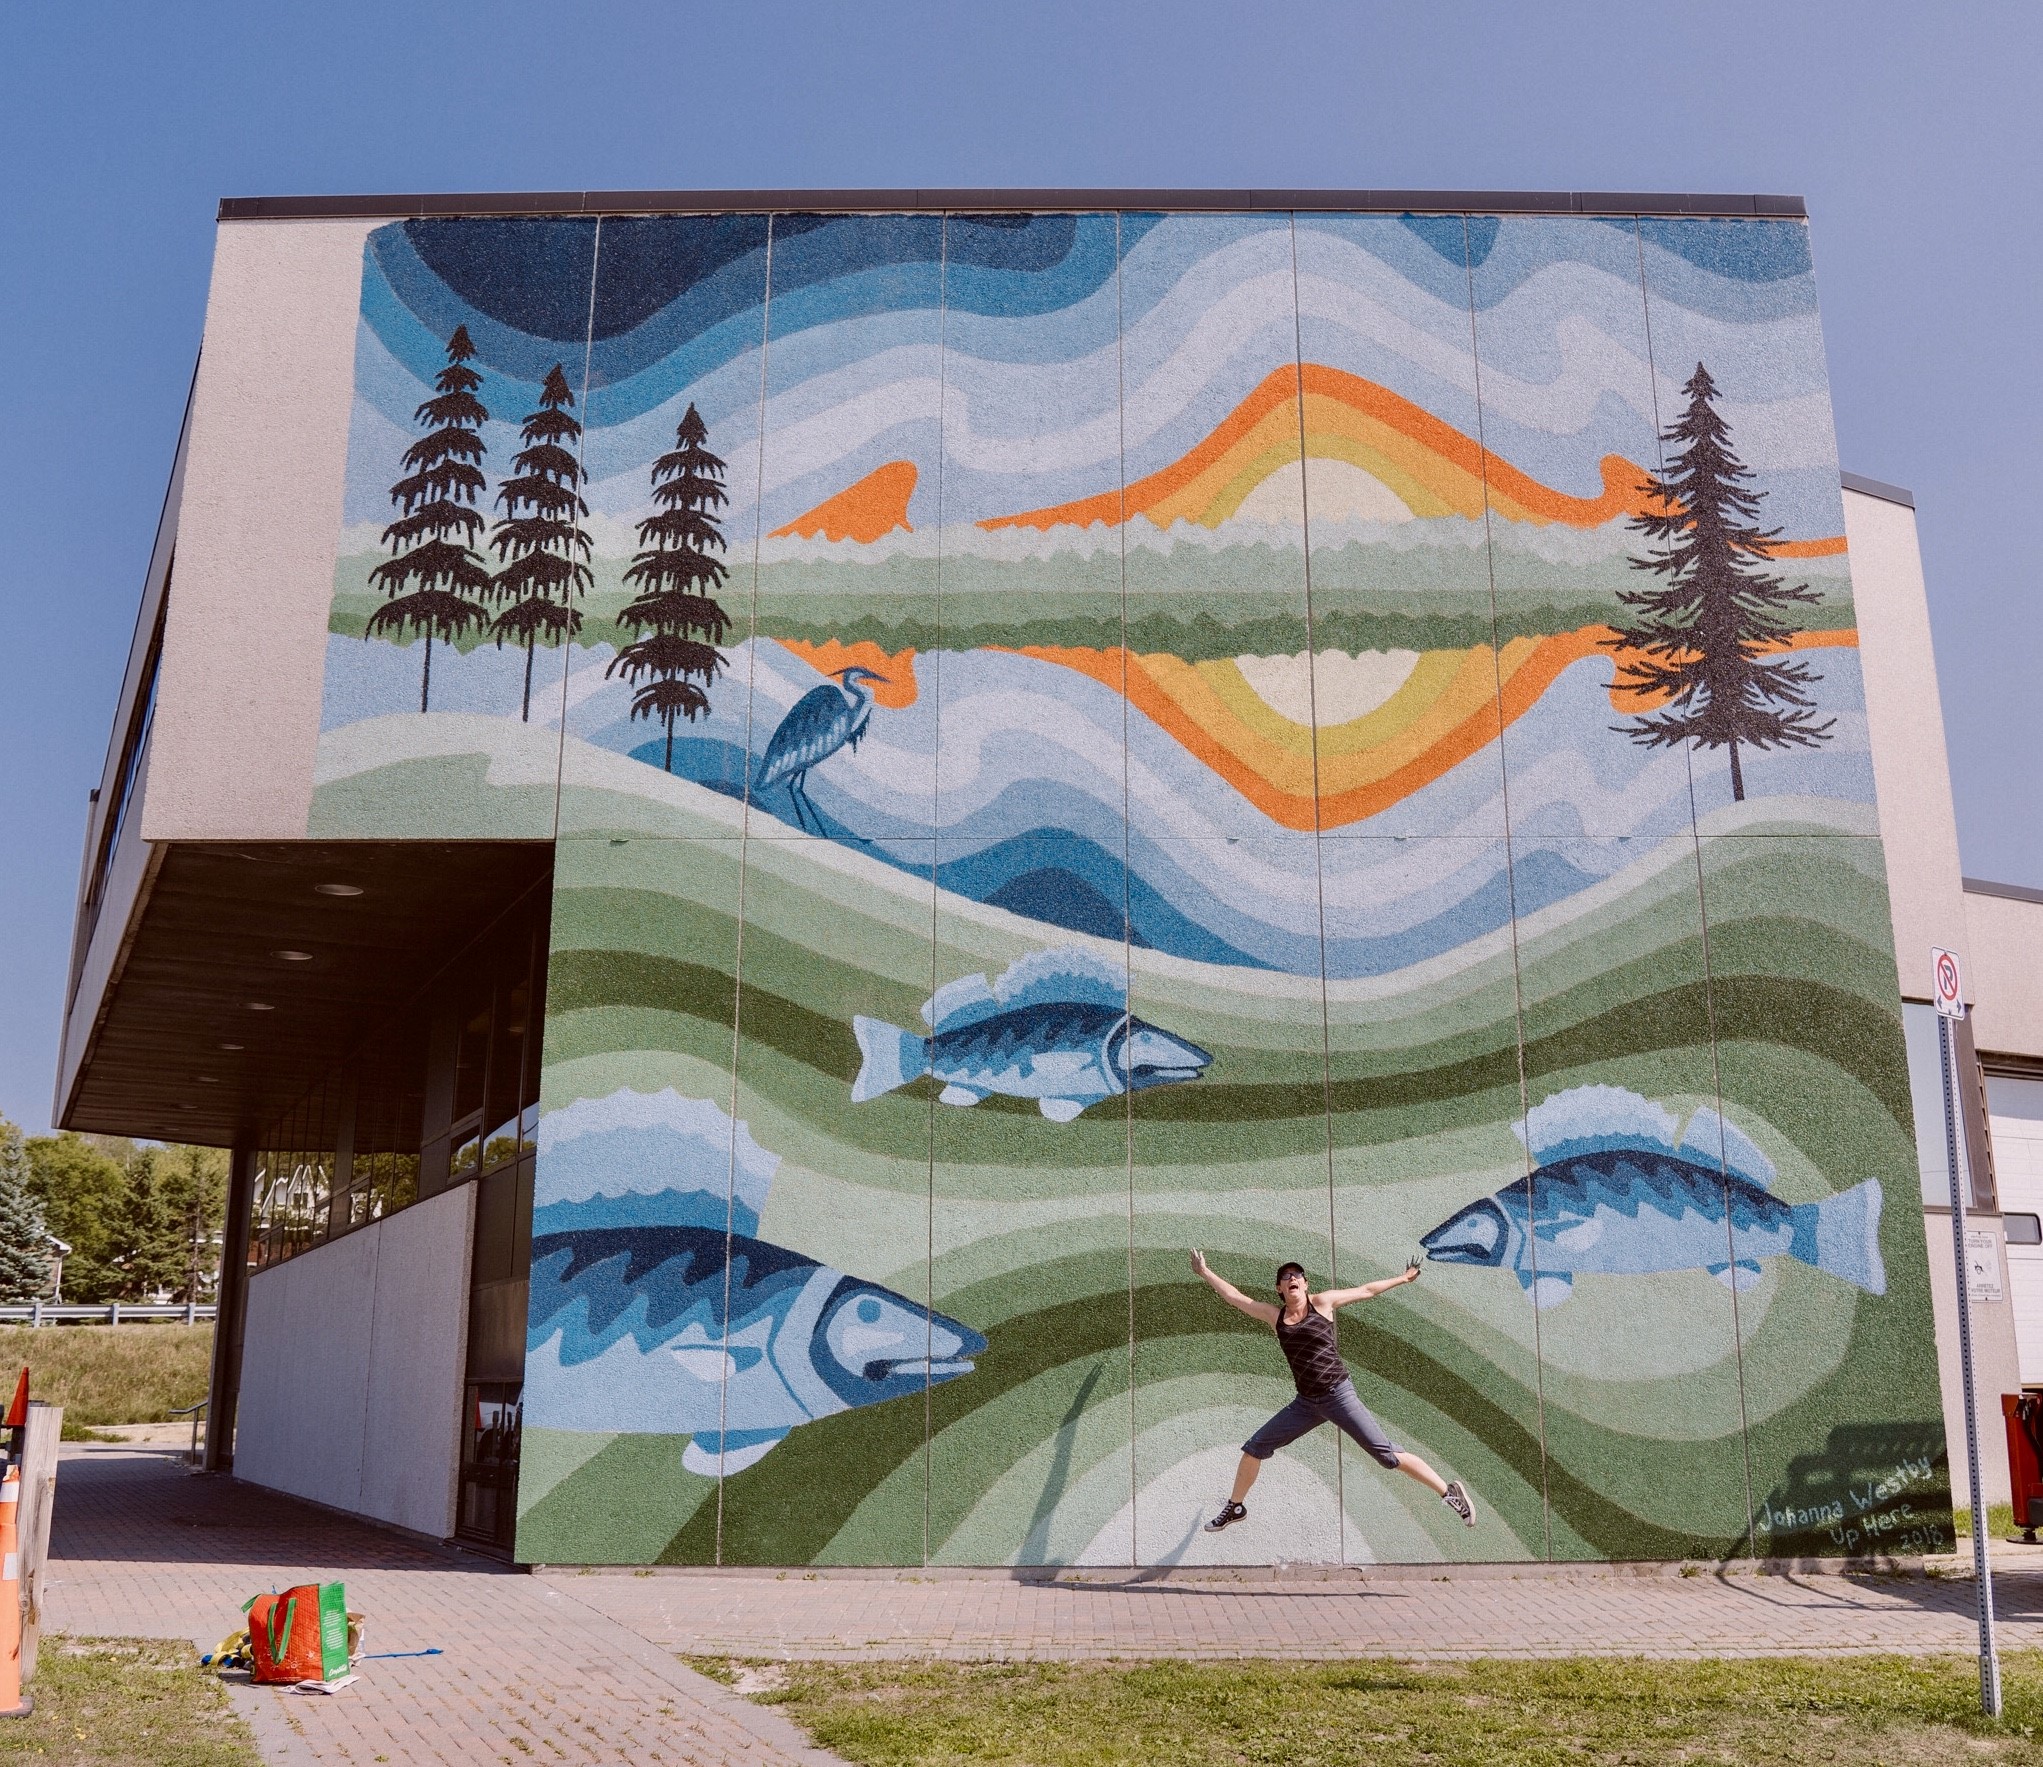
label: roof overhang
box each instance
[220,188,1807,221]
[58,840,552,1146]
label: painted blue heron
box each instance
[755,665,888,833]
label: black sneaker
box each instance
[1442,1480,1476,1527]
[1205,1500,1248,1532]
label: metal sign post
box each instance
[1933,944,2000,1718]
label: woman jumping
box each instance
[1190,1249,1476,1532]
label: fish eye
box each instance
[857,1296,882,1324]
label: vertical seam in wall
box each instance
[548,221,605,841]
[1466,214,1550,1562]
[1287,213,1344,1557]
[717,217,777,1566]
[1115,211,1139,1566]
[925,215,950,1568]
[354,1222,383,1520]
[1634,219,1760,1554]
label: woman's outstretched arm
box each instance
[1190,1249,1280,1325]
[1319,1258,1423,1310]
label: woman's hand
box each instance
[1190,1248,1211,1278]
[1405,1256,1423,1284]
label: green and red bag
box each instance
[244,1583,350,1685]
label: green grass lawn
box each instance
[0,1638,257,1766]
[0,1326,213,1437]
[695,1653,2043,1766]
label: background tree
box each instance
[489,363,592,720]
[0,1120,52,1303]
[25,1131,128,1299]
[1607,361,1833,801]
[24,1134,227,1303]
[153,1145,228,1303]
[368,324,493,712]
[609,403,731,771]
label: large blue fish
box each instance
[1419,1084,1886,1308]
[525,1225,985,1474]
[852,946,1212,1122]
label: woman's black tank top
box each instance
[1275,1304,1348,1398]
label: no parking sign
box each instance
[1933,946,1966,1019]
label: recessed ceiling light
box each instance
[218,1042,244,1052]
[244,1001,274,1012]
[315,883,363,897]
[273,949,314,962]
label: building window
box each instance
[2007,1213,2043,1246]
[242,885,547,1275]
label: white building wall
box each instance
[1848,480,2021,1507]
[235,1184,473,1538]
[141,218,374,843]
[1967,891,2043,1062]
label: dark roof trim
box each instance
[1966,876,2043,906]
[1840,470,1915,508]
[219,189,1807,222]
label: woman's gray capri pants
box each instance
[1242,1378,1402,1468]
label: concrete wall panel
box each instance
[1967,892,2043,1059]
[236,1224,378,1512]
[143,219,373,842]
[1848,485,1969,999]
[237,1185,472,1537]
[359,1185,473,1538]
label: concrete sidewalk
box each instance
[47,1444,2043,1764]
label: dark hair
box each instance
[1275,1261,1307,1285]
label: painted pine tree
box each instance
[1608,361,1833,801]
[609,403,732,771]
[367,324,493,712]
[488,364,592,720]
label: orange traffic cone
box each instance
[0,1467,29,1717]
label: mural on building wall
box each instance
[314,208,1950,1567]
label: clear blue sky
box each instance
[4,2,2036,1136]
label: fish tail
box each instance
[1791,1179,1886,1295]
[851,1016,925,1102]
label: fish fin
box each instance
[667,1346,735,1381]
[1709,1261,1765,1292]
[938,1084,986,1107]
[682,1430,788,1477]
[1551,1219,1603,1253]
[1518,1270,1574,1309]
[924,973,1001,1031]
[994,945,1127,1014]
[1516,1084,1679,1166]
[1676,1108,1778,1191]
[1039,1097,1087,1123]
[1791,1179,1886,1296]
[851,1016,926,1102]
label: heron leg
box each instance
[787,773,815,834]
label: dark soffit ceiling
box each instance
[62,841,553,1146]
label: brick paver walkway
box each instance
[49,1443,2043,1765]
[49,1445,845,1766]
[554,1554,2043,1661]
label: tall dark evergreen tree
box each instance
[1607,361,1833,801]
[368,324,492,712]
[489,364,592,720]
[0,1121,51,1304]
[609,404,731,771]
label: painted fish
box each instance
[851,946,1212,1122]
[525,1224,985,1475]
[1419,1084,1886,1308]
